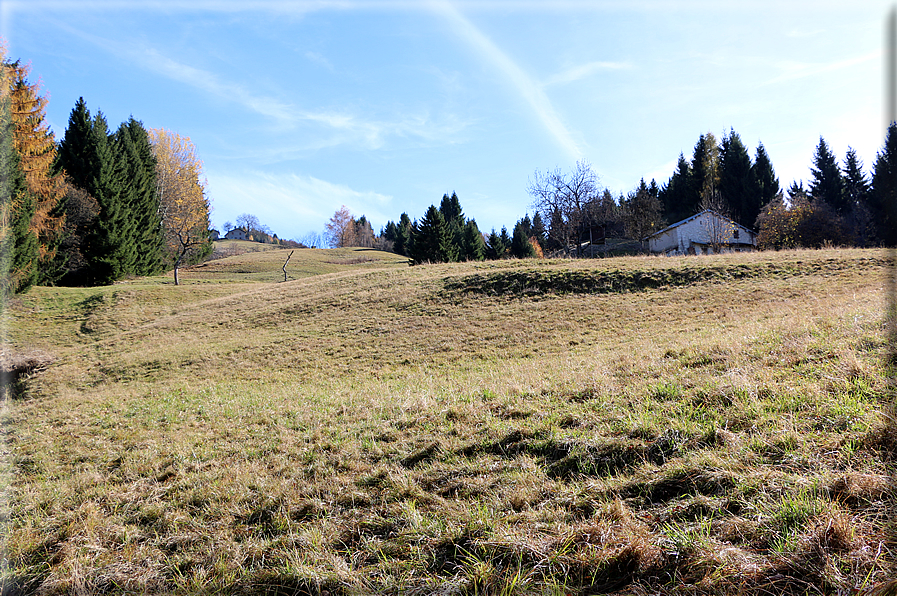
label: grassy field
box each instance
[2,245,895,595]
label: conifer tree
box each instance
[394,212,412,256]
[692,133,720,210]
[7,61,66,285]
[531,212,546,246]
[57,99,133,285]
[659,153,694,223]
[718,129,754,226]
[486,227,507,260]
[1,56,39,294]
[809,136,847,214]
[842,147,869,210]
[461,218,486,261]
[114,118,163,275]
[410,205,456,264]
[4,140,38,293]
[750,142,779,226]
[510,219,536,258]
[870,122,897,246]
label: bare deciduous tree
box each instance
[528,160,600,256]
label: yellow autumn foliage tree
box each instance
[148,128,211,285]
[9,62,65,266]
[1,40,66,291]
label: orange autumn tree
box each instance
[148,128,211,285]
[1,44,66,291]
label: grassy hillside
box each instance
[3,247,895,594]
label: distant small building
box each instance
[225,228,249,241]
[209,229,220,241]
[645,210,757,256]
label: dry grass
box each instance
[2,247,895,595]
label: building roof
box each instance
[644,209,756,241]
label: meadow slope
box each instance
[2,247,896,595]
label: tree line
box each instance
[528,127,897,255]
[323,193,543,264]
[2,45,212,293]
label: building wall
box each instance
[649,212,756,255]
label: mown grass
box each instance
[2,247,895,595]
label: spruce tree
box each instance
[511,220,536,258]
[809,136,847,214]
[870,122,897,246]
[410,205,456,264]
[718,129,754,226]
[117,117,164,275]
[843,147,869,210]
[486,227,507,260]
[82,109,131,284]
[394,212,412,256]
[531,212,546,246]
[750,142,780,226]
[659,153,694,223]
[4,143,39,293]
[461,218,486,261]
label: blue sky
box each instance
[2,1,890,241]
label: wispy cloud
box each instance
[761,50,880,87]
[429,0,583,161]
[140,47,297,124]
[543,60,630,87]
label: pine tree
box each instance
[750,142,780,226]
[870,122,897,246]
[718,129,754,226]
[809,136,847,214]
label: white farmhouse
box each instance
[645,210,757,256]
[225,228,250,241]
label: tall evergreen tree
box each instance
[410,205,456,264]
[115,117,164,276]
[4,140,39,293]
[439,192,464,226]
[57,102,132,285]
[718,129,754,226]
[531,211,546,246]
[750,142,780,226]
[486,227,508,260]
[510,219,536,258]
[692,132,720,209]
[7,60,66,286]
[394,212,412,256]
[842,147,870,210]
[870,122,897,246]
[659,153,693,223]
[461,218,486,261]
[809,136,847,214]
